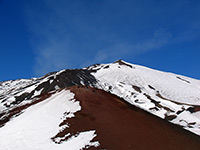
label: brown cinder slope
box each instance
[53,86,200,150]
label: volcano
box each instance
[0,60,200,149]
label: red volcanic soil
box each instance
[52,86,200,150]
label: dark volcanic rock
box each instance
[11,69,98,104]
[114,59,133,68]
[36,69,98,95]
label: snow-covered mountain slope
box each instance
[1,86,200,150]
[89,60,200,105]
[0,60,200,137]
[88,60,200,135]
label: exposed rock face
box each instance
[0,69,98,109]
[35,69,98,94]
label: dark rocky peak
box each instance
[85,60,134,72]
[114,59,133,68]
[84,63,104,72]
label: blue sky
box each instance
[0,0,200,81]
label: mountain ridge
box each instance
[1,60,200,149]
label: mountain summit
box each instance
[1,60,200,149]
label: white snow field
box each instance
[0,89,99,150]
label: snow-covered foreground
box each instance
[0,90,99,150]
